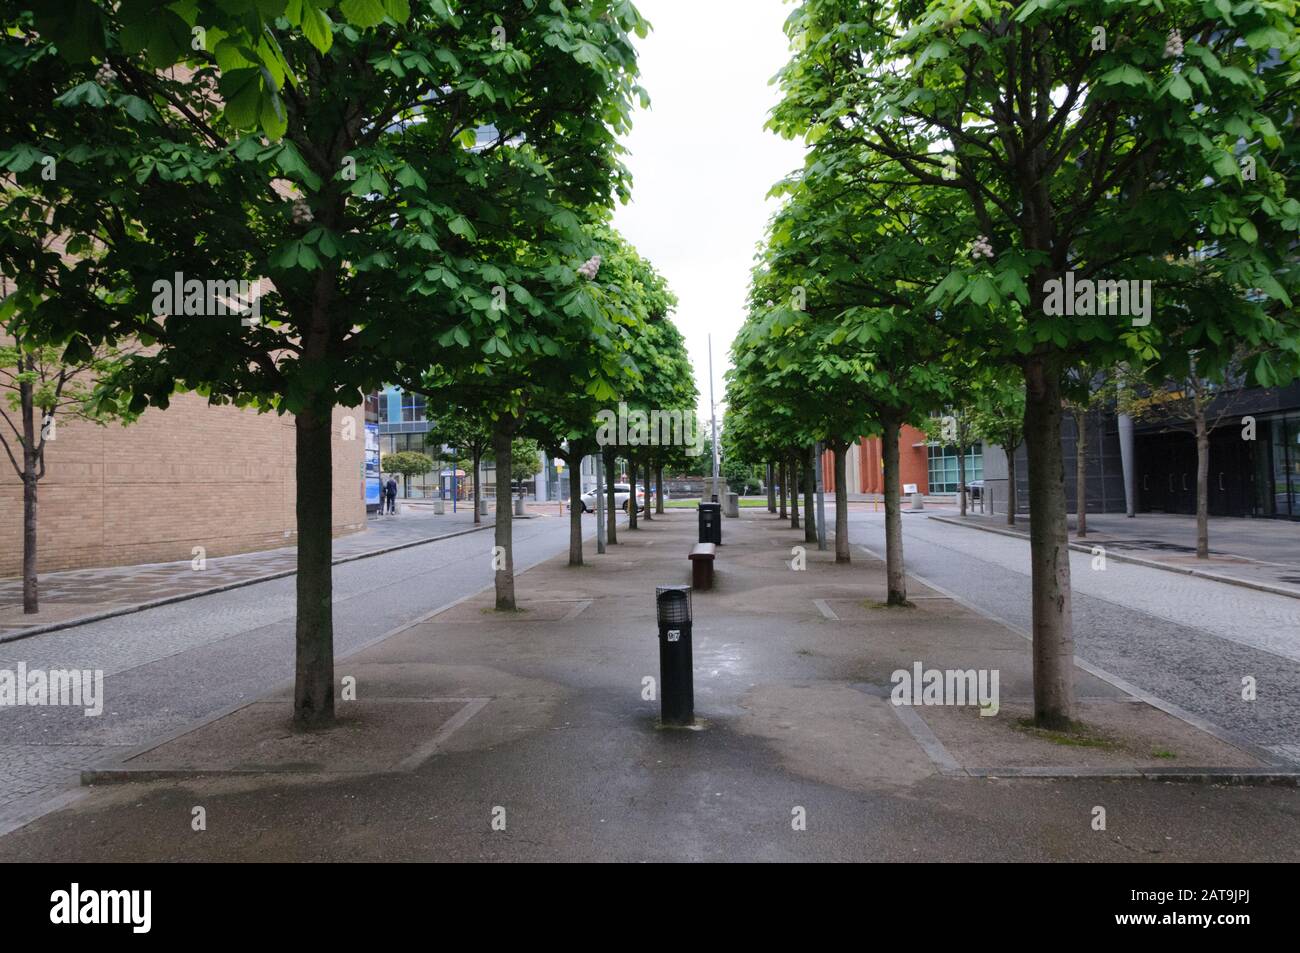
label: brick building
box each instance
[0,395,365,576]
[819,424,935,495]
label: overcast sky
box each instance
[610,0,807,424]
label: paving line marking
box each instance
[812,599,839,620]
[890,705,966,776]
[857,543,1289,768]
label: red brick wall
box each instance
[0,394,365,576]
[827,426,930,495]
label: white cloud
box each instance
[611,0,807,424]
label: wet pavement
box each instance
[3,509,1295,861]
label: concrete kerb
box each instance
[854,539,1300,784]
[0,520,499,645]
[926,514,1300,602]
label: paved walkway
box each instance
[933,511,1300,597]
[4,509,1295,861]
[0,506,496,640]
[0,511,591,829]
[850,512,1300,765]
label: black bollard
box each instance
[655,585,694,726]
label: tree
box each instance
[507,437,541,486]
[922,401,979,517]
[773,0,1300,727]
[0,311,134,612]
[380,449,433,496]
[408,223,677,603]
[732,140,974,590]
[4,0,649,725]
[424,411,491,524]
[1063,367,1117,538]
[967,372,1027,526]
[1118,352,1253,558]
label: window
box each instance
[927,443,983,494]
[401,392,426,422]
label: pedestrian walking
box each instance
[385,476,398,515]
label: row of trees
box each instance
[725,0,1300,729]
[0,0,695,728]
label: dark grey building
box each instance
[982,383,1300,521]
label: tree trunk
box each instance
[604,448,618,545]
[1023,357,1075,729]
[789,455,800,529]
[293,406,335,729]
[472,449,482,524]
[492,421,516,610]
[833,444,849,563]
[882,417,907,605]
[22,466,38,614]
[1006,445,1018,526]
[803,445,817,544]
[1075,410,1088,538]
[1195,411,1210,559]
[568,453,584,566]
[958,437,967,517]
[20,369,38,614]
[656,463,665,514]
[778,460,787,520]
[627,454,638,529]
[642,459,653,521]
[766,463,776,512]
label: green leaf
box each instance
[276,140,322,190]
[1212,150,1240,180]
[1099,65,1148,88]
[394,164,427,191]
[300,3,334,53]
[115,94,160,123]
[54,81,109,108]
[219,68,263,130]
[339,0,387,28]
[259,86,288,140]
[447,215,477,240]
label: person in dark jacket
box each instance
[385,476,398,515]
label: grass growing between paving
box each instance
[1013,718,1122,751]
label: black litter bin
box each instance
[655,585,694,726]
[697,501,722,544]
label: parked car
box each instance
[579,483,646,513]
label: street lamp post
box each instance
[709,334,720,501]
[815,441,828,551]
[595,452,606,554]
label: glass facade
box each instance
[927,443,983,494]
[1265,414,1300,518]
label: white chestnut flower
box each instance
[1164,28,1184,58]
[970,235,995,260]
[577,255,602,280]
[95,63,117,87]
[292,199,314,225]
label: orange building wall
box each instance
[821,425,930,495]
